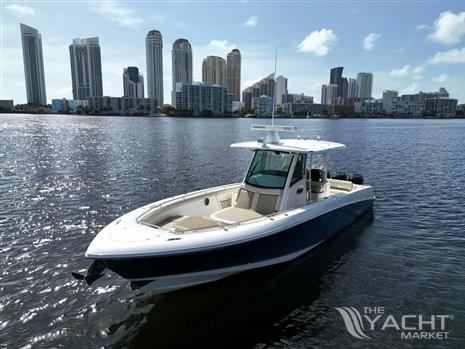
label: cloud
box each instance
[297,29,338,56]
[416,24,428,30]
[432,74,449,83]
[206,40,236,56]
[91,1,144,28]
[426,47,465,64]
[390,64,424,79]
[402,83,420,94]
[363,33,381,50]
[429,11,465,45]
[243,15,258,27]
[390,65,412,77]
[5,4,35,16]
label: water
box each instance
[1,114,465,348]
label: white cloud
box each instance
[91,1,144,28]
[432,74,449,83]
[297,29,338,56]
[429,11,465,45]
[390,65,413,77]
[363,33,381,50]
[243,15,258,27]
[390,64,424,78]
[402,83,420,94]
[416,24,428,30]
[205,40,236,56]
[427,47,465,64]
[5,4,35,16]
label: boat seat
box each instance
[235,188,254,209]
[211,207,263,224]
[159,216,220,233]
[329,179,354,192]
[254,193,279,215]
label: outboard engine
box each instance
[349,174,364,185]
[332,172,347,181]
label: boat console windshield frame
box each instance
[245,150,293,189]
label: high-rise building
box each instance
[321,84,338,105]
[330,66,344,97]
[227,49,241,101]
[174,82,232,113]
[123,67,144,99]
[172,38,193,105]
[242,88,253,110]
[69,37,103,100]
[275,76,288,105]
[340,77,348,99]
[20,23,47,105]
[347,78,358,98]
[356,72,373,99]
[243,74,275,101]
[146,30,163,106]
[382,90,398,103]
[202,56,227,86]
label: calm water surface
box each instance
[1,114,465,348]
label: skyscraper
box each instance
[69,37,103,100]
[321,84,338,105]
[20,23,46,105]
[347,78,358,98]
[330,66,344,97]
[123,67,144,99]
[146,30,163,106]
[172,38,193,105]
[227,49,241,102]
[202,56,227,86]
[275,76,288,105]
[357,72,373,99]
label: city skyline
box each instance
[2,2,465,104]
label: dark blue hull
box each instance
[102,199,373,281]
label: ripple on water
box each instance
[1,115,465,348]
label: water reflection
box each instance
[112,212,373,349]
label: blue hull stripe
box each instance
[104,199,373,279]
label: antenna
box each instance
[271,47,278,126]
[306,112,310,139]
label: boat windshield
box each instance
[245,150,293,189]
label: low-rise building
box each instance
[424,98,458,117]
[383,98,424,117]
[252,95,273,117]
[86,96,156,114]
[282,93,313,104]
[232,101,244,112]
[282,102,324,116]
[174,82,232,113]
[0,100,14,110]
[354,100,383,115]
[52,98,89,113]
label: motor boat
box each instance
[73,125,374,293]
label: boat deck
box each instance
[153,179,361,234]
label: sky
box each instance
[1,0,465,105]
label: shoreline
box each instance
[2,111,465,120]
